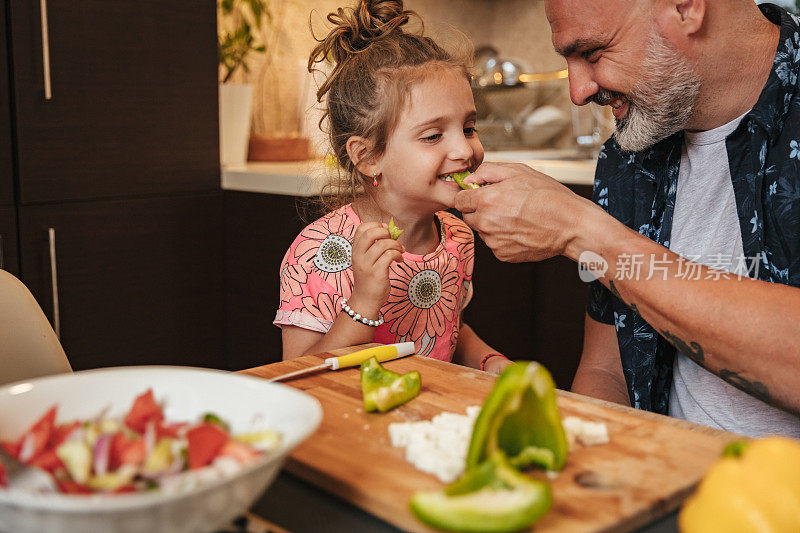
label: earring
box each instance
[372,172,379,187]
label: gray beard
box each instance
[614,32,701,152]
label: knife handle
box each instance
[326,342,416,370]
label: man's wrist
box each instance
[563,200,628,263]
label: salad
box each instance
[0,389,280,495]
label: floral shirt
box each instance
[588,3,800,414]
[275,205,475,361]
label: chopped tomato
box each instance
[218,440,260,463]
[113,484,137,494]
[124,389,164,435]
[29,449,64,474]
[1,439,21,459]
[20,406,57,461]
[50,421,80,448]
[156,421,183,440]
[56,479,92,495]
[186,423,229,470]
[0,462,7,488]
[109,433,146,470]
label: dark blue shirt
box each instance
[587,3,800,414]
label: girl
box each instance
[274,0,511,374]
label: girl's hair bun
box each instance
[321,0,415,59]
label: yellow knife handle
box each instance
[326,342,416,370]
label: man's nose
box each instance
[567,61,599,106]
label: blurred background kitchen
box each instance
[0,0,619,392]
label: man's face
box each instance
[546,0,700,152]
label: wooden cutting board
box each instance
[241,346,735,533]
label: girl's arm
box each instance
[453,323,512,375]
[282,222,404,360]
[281,290,384,359]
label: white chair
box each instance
[0,270,71,386]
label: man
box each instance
[454,0,800,437]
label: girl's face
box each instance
[375,68,484,215]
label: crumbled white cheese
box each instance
[390,409,609,483]
[563,416,609,448]
[388,406,480,483]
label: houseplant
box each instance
[217,0,270,166]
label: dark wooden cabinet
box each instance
[19,193,224,370]
[8,0,219,203]
[0,0,13,206]
[0,206,18,275]
[224,191,308,370]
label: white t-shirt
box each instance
[668,113,800,438]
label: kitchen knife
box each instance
[268,342,417,382]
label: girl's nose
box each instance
[449,133,474,161]
[567,60,600,106]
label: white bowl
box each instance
[0,366,322,533]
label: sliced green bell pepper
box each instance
[452,171,480,190]
[387,218,403,240]
[467,362,568,471]
[360,357,421,412]
[410,452,551,533]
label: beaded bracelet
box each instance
[480,353,509,372]
[340,298,384,327]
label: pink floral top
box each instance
[275,204,475,361]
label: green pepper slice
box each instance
[360,357,421,412]
[410,452,552,533]
[467,362,568,471]
[452,171,480,190]
[387,218,403,240]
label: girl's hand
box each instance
[349,222,405,314]
[485,355,514,375]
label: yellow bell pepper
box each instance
[679,437,800,533]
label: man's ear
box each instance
[661,0,705,37]
[346,136,378,176]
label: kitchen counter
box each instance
[221,150,597,197]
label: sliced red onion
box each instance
[144,420,156,457]
[18,434,35,463]
[93,434,111,476]
[92,404,111,425]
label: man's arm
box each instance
[572,314,630,406]
[455,163,800,415]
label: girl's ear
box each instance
[346,136,378,176]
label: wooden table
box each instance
[240,345,735,533]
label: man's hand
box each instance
[453,162,597,263]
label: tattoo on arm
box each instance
[608,280,641,315]
[659,330,772,404]
[719,369,771,404]
[659,329,704,364]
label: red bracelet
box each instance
[480,353,508,372]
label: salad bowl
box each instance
[0,366,322,533]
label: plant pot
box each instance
[218,83,254,166]
[248,135,310,162]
